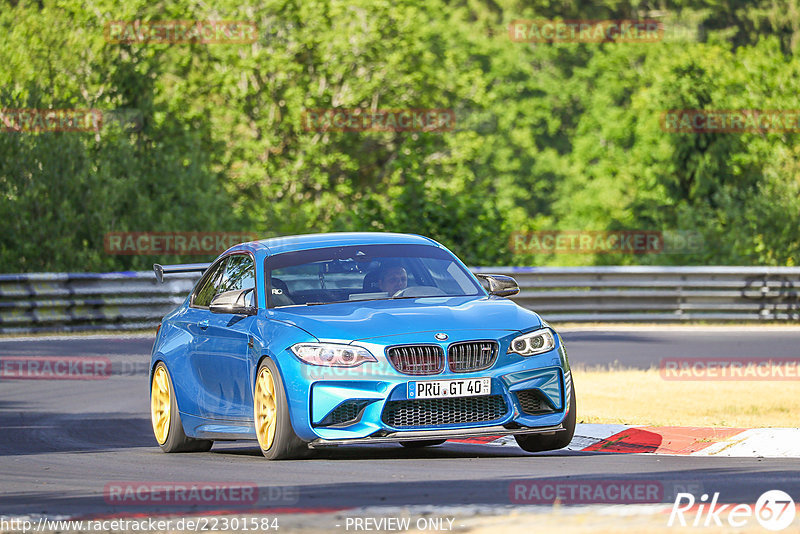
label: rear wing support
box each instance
[153,263,211,283]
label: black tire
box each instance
[254,357,308,460]
[400,439,447,448]
[150,362,213,453]
[515,383,577,453]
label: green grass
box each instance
[573,367,800,427]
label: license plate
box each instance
[408,378,491,399]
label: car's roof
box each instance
[247,232,441,255]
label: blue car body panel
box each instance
[150,232,572,445]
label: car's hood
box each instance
[269,295,542,342]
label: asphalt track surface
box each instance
[1,329,799,520]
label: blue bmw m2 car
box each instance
[150,232,575,459]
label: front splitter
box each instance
[308,424,564,448]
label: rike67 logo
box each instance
[668,490,796,531]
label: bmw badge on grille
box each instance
[434,332,448,341]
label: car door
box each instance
[171,257,227,418]
[191,253,257,421]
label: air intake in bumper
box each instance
[315,400,372,427]
[515,389,555,415]
[381,395,508,428]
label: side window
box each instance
[192,260,227,307]
[219,254,256,307]
[219,254,255,293]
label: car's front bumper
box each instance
[280,328,573,443]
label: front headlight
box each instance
[508,328,556,357]
[290,343,377,367]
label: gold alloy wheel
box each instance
[254,366,277,450]
[150,365,171,445]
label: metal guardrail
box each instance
[1,266,798,333]
[474,266,800,322]
[0,271,198,334]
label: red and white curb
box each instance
[450,424,800,457]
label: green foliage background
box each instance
[1,0,799,271]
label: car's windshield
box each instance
[265,244,484,307]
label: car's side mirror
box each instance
[475,274,520,297]
[209,289,257,315]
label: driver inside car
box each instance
[378,265,408,295]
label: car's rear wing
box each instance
[153,263,211,283]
